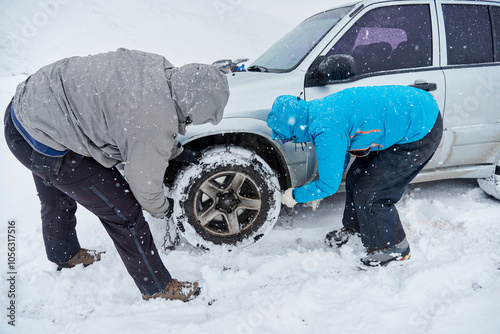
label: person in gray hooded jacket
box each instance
[4,48,230,301]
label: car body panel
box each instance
[436,0,500,171]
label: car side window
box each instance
[326,4,432,76]
[442,4,493,65]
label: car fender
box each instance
[178,117,312,188]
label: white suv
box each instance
[166,0,500,249]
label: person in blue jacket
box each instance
[267,85,443,266]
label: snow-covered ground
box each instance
[1,1,500,333]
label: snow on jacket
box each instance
[12,48,230,217]
[267,85,440,203]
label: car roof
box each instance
[315,0,500,19]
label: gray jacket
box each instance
[13,48,230,217]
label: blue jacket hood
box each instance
[267,95,312,143]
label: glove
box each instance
[165,197,174,219]
[151,197,174,219]
[304,199,322,211]
[172,146,201,165]
[281,188,298,208]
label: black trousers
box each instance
[4,102,171,295]
[342,113,443,250]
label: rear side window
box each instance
[442,5,493,65]
[326,4,432,75]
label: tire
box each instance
[478,154,500,200]
[171,146,281,249]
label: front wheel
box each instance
[171,146,281,249]
[478,153,500,200]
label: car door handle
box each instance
[410,81,437,92]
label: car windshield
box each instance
[249,5,355,72]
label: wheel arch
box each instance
[165,130,291,191]
[477,149,500,200]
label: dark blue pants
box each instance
[4,102,171,295]
[342,113,443,250]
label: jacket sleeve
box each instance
[293,129,349,203]
[121,119,177,218]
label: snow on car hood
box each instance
[221,70,307,121]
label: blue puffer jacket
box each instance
[267,85,440,203]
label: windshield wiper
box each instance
[247,65,269,72]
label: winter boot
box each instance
[361,238,411,267]
[57,248,105,270]
[325,227,360,247]
[142,278,200,302]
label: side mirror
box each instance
[305,54,356,87]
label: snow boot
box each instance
[142,278,200,302]
[57,248,105,270]
[325,227,360,247]
[361,238,411,267]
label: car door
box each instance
[304,0,445,170]
[436,1,500,171]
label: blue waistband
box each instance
[10,103,69,157]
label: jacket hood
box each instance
[267,95,312,143]
[170,63,230,135]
